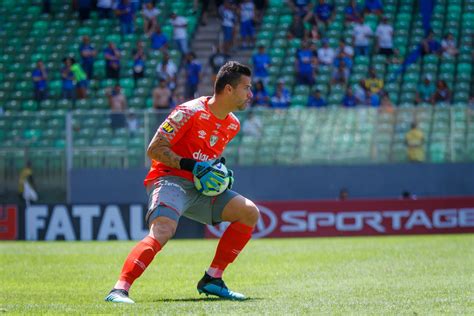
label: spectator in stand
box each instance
[380,91,394,113]
[308,23,321,42]
[253,0,268,23]
[77,0,92,22]
[219,1,237,54]
[79,35,97,79]
[252,80,270,107]
[252,45,271,85]
[332,60,350,85]
[441,33,458,59]
[107,84,128,131]
[242,111,263,137]
[307,89,327,107]
[32,60,48,103]
[156,53,178,90]
[416,75,436,104]
[289,0,312,18]
[239,0,256,48]
[353,79,367,103]
[434,80,452,104]
[364,0,383,16]
[61,57,75,100]
[271,80,291,108]
[364,68,384,94]
[97,0,114,19]
[405,122,425,162]
[18,161,38,207]
[375,16,393,55]
[306,0,334,27]
[353,16,373,56]
[390,48,403,64]
[342,87,358,107]
[336,39,354,59]
[184,52,202,100]
[170,12,189,54]
[209,45,230,83]
[70,57,88,99]
[333,50,352,70]
[115,0,135,36]
[296,41,315,85]
[142,1,160,36]
[344,0,362,24]
[132,41,146,87]
[421,30,442,56]
[127,112,139,137]
[367,90,380,107]
[150,25,168,51]
[288,14,306,40]
[317,38,335,65]
[152,78,172,110]
[104,42,121,80]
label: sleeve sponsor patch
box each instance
[161,121,174,133]
[170,110,184,123]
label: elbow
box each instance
[146,145,156,161]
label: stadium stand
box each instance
[0,0,473,200]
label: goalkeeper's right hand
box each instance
[180,157,227,192]
[193,158,227,193]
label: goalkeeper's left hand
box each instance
[217,157,234,190]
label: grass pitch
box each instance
[1,234,473,315]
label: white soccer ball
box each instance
[193,162,230,196]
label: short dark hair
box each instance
[214,61,252,94]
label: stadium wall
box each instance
[70,163,474,203]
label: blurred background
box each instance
[0,0,473,205]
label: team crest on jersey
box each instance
[170,110,184,122]
[161,121,174,133]
[210,135,219,147]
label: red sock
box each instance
[208,222,253,278]
[115,235,162,291]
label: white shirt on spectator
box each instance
[156,61,177,80]
[353,22,373,46]
[376,23,393,48]
[441,38,457,58]
[317,47,336,65]
[220,7,236,27]
[98,0,113,9]
[143,7,160,20]
[171,16,188,40]
[336,45,354,57]
[240,2,255,22]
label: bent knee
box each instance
[149,217,177,245]
[242,202,260,226]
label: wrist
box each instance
[179,158,197,171]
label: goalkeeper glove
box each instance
[180,157,233,191]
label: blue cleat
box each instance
[105,289,135,304]
[197,272,246,300]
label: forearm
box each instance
[147,132,195,170]
[147,144,182,169]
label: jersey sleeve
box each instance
[158,106,196,145]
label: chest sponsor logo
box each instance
[199,113,210,120]
[198,130,207,139]
[227,123,238,130]
[170,110,184,122]
[193,149,217,161]
[210,135,219,147]
[161,121,174,133]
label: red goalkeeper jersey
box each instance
[144,96,240,186]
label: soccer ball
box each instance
[193,162,230,196]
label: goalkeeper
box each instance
[105,62,259,304]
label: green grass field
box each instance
[1,234,473,315]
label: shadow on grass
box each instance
[151,297,264,303]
